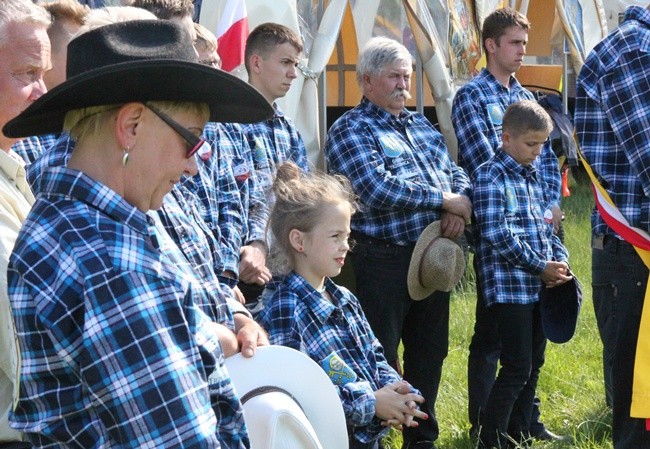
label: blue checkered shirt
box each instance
[26,133,72,193]
[25,134,247,319]
[204,122,269,244]
[181,151,242,275]
[324,97,471,245]
[258,272,413,444]
[156,184,235,329]
[574,5,650,235]
[10,136,46,167]
[474,150,569,307]
[241,103,310,201]
[9,166,248,448]
[451,69,561,207]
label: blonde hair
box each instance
[64,101,209,141]
[194,22,217,53]
[75,6,157,37]
[269,162,356,270]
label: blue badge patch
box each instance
[321,352,357,386]
[379,135,404,158]
[488,103,503,126]
[505,185,517,213]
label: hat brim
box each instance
[540,276,582,344]
[225,346,348,449]
[3,59,273,138]
[407,221,465,300]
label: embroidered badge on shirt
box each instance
[252,137,268,168]
[487,103,503,126]
[505,185,518,213]
[379,135,404,158]
[321,352,357,386]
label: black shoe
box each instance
[532,428,572,442]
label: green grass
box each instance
[384,170,614,448]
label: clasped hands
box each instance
[374,380,428,430]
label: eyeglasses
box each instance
[145,103,212,161]
[199,56,222,69]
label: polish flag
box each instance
[216,0,249,72]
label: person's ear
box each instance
[362,73,373,92]
[502,130,512,147]
[485,37,496,54]
[115,102,144,150]
[249,53,263,75]
[289,228,305,253]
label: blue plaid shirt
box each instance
[9,167,248,448]
[156,184,236,329]
[26,133,72,192]
[182,152,242,275]
[241,103,310,202]
[574,5,650,235]
[451,69,561,207]
[258,272,411,444]
[26,134,248,318]
[11,136,46,167]
[324,97,471,245]
[204,122,269,244]
[473,150,568,307]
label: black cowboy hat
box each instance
[3,19,272,138]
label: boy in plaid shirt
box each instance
[473,100,571,448]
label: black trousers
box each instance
[467,257,546,436]
[592,234,650,449]
[351,236,448,449]
[479,302,546,448]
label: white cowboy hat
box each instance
[225,345,349,449]
[407,220,466,300]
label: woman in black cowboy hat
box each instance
[3,19,271,448]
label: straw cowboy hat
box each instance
[407,220,466,300]
[225,345,348,449]
[540,275,582,344]
[3,19,272,138]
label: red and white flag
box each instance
[216,0,249,72]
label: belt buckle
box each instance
[592,234,605,250]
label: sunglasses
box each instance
[145,103,212,161]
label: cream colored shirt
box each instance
[0,148,34,442]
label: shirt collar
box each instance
[495,148,537,179]
[41,166,150,235]
[0,149,27,183]
[625,5,650,27]
[359,96,412,123]
[286,271,350,324]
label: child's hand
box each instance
[540,261,572,288]
[374,381,427,428]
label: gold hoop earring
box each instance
[122,148,130,167]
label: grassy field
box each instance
[382,170,614,449]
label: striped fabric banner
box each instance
[578,150,650,421]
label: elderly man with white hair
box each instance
[0,1,50,447]
[324,36,471,449]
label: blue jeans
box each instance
[592,235,650,449]
[479,302,546,448]
[351,235,448,449]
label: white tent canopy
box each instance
[199,0,613,165]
